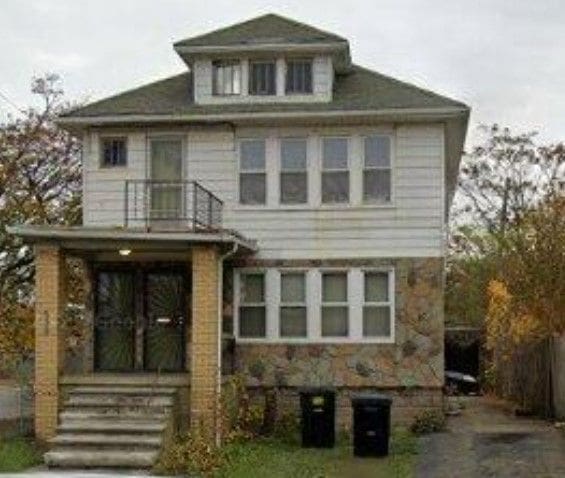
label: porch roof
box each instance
[7,225,257,255]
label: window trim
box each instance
[320,136,350,205]
[320,269,350,338]
[235,267,395,344]
[285,58,314,95]
[99,136,128,168]
[362,134,394,204]
[279,137,308,205]
[238,138,267,206]
[236,270,267,339]
[279,271,308,338]
[362,268,395,343]
[212,59,242,96]
[249,60,277,96]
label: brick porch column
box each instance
[34,245,66,441]
[190,246,220,441]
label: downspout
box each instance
[216,241,239,446]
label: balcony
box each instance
[124,180,223,231]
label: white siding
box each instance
[193,55,333,104]
[83,124,445,259]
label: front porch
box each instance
[10,225,256,453]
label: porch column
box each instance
[190,246,221,441]
[34,245,66,441]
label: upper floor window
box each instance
[321,138,349,204]
[101,137,127,167]
[280,138,308,204]
[212,60,241,96]
[286,59,313,94]
[239,139,266,205]
[249,61,276,95]
[363,136,392,202]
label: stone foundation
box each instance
[232,257,445,426]
[247,386,443,429]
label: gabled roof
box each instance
[173,13,347,48]
[60,65,468,119]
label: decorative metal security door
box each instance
[143,270,187,372]
[94,267,187,372]
[94,270,136,371]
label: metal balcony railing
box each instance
[124,180,223,231]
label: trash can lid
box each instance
[351,393,392,406]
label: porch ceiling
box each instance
[7,225,257,256]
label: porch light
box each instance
[118,249,132,256]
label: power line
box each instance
[0,90,25,114]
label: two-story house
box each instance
[10,13,469,468]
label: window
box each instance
[321,272,348,337]
[321,138,349,203]
[101,138,127,167]
[280,138,308,204]
[364,136,392,202]
[280,272,307,338]
[249,61,276,95]
[363,271,393,338]
[239,140,266,205]
[212,60,241,95]
[239,273,266,338]
[286,59,313,94]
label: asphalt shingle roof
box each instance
[173,13,347,48]
[62,65,467,119]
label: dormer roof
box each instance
[173,13,351,71]
[174,13,347,48]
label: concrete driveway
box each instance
[416,396,565,477]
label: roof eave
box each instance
[57,106,469,129]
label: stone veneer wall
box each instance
[230,257,445,427]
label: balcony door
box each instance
[150,138,183,226]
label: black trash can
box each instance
[300,388,335,448]
[351,393,392,457]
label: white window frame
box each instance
[238,138,267,205]
[249,60,277,96]
[212,60,242,96]
[100,136,128,168]
[279,137,308,205]
[361,268,395,343]
[285,58,313,95]
[235,267,395,344]
[320,136,350,205]
[235,270,267,339]
[279,270,308,339]
[320,269,350,338]
[362,134,393,204]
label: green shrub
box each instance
[273,411,301,445]
[410,410,446,434]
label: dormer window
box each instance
[212,60,241,95]
[249,60,276,95]
[286,59,313,94]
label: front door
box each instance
[150,138,183,225]
[94,267,188,372]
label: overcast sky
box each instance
[1,0,564,146]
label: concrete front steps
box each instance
[45,385,178,469]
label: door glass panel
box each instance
[150,140,183,220]
[145,272,186,371]
[94,271,135,371]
